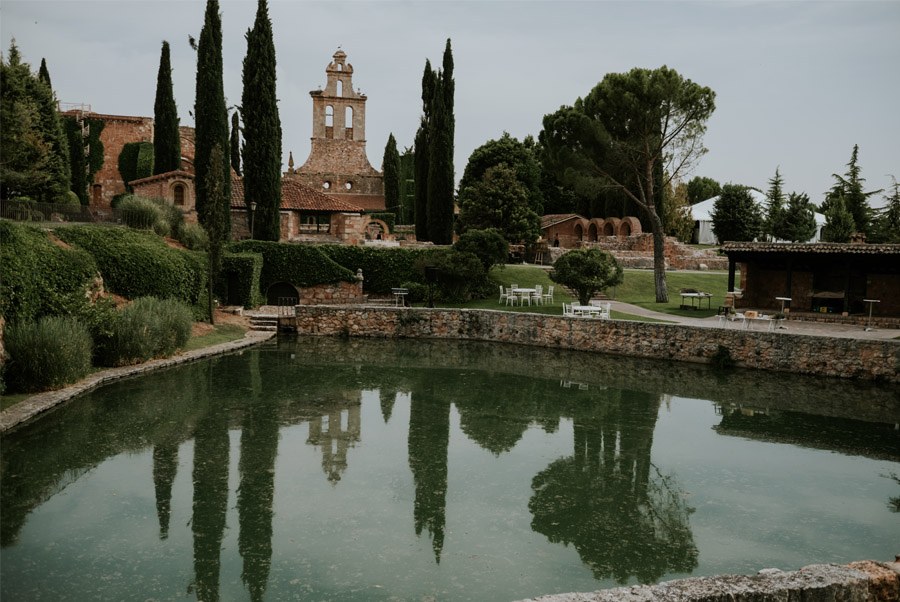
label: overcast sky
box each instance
[2,0,898,206]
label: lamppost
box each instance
[249,201,257,239]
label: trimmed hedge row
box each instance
[318,245,446,294]
[56,225,207,310]
[218,252,263,308]
[228,240,355,292]
[0,221,98,322]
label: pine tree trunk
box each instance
[651,215,669,303]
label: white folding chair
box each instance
[532,284,543,306]
[543,285,554,304]
[499,285,508,305]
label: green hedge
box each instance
[0,221,98,322]
[228,241,355,293]
[218,252,263,308]
[318,245,446,294]
[56,225,207,310]
[118,141,154,190]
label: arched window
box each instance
[344,106,354,139]
[336,80,343,97]
[336,63,343,72]
[173,183,185,206]
[325,105,334,127]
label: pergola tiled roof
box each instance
[230,177,363,213]
[541,213,584,229]
[723,242,900,255]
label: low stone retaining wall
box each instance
[287,307,899,383]
[516,560,900,602]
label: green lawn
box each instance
[614,269,729,318]
[181,323,248,352]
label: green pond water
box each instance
[1,337,898,601]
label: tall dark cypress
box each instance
[382,133,400,213]
[153,41,181,174]
[194,0,231,237]
[230,110,242,176]
[38,58,51,89]
[413,61,435,240]
[241,0,282,241]
[441,39,454,167]
[427,50,455,244]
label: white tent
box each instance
[691,189,825,244]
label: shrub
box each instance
[218,253,263,308]
[551,249,623,306]
[454,228,508,272]
[119,195,165,230]
[400,281,428,303]
[0,221,98,323]
[152,197,184,239]
[95,297,192,366]
[56,226,207,310]
[432,250,485,302]
[4,316,93,393]
[179,222,209,251]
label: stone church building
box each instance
[286,49,385,212]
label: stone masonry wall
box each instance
[297,280,364,305]
[287,307,900,382]
[93,116,154,209]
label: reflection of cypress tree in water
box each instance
[152,443,178,540]
[529,391,697,584]
[191,362,230,602]
[238,351,279,602]
[379,388,397,423]
[407,387,450,563]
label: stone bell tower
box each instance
[290,49,384,210]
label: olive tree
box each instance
[551,249,623,306]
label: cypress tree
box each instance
[153,41,181,175]
[230,110,242,176]
[441,39,454,161]
[194,0,231,239]
[205,143,226,324]
[414,61,435,241]
[427,80,454,244]
[382,133,401,214]
[64,116,88,204]
[241,0,281,241]
[38,58,51,89]
[398,147,415,224]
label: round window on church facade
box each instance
[323,181,331,190]
[345,181,353,190]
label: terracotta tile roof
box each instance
[325,193,385,211]
[129,170,194,186]
[541,214,584,229]
[230,177,363,213]
[723,242,900,255]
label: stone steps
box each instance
[248,315,279,332]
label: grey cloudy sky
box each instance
[3,0,898,206]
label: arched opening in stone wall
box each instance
[345,107,354,139]
[266,281,300,306]
[173,183,186,206]
[620,222,632,236]
[325,105,334,127]
[619,217,642,237]
[336,80,343,97]
[587,222,598,241]
[573,223,584,241]
[365,218,391,240]
[603,221,615,236]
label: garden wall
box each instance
[287,307,900,383]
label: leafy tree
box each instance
[686,176,720,205]
[0,43,70,202]
[153,41,181,175]
[382,133,401,214]
[194,0,231,240]
[457,164,540,244]
[205,143,227,324]
[427,39,455,245]
[661,179,693,242]
[551,249,624,306]
[710,184,763,242]
[432,250,485,302]
[459,132,543,218]
[868,177,900,243]
[241,0,281,241]
[822,145,880,236]
[779,192,817,242]
[764,167,786,240]
[540,66,715,302]
[454,228,508,272]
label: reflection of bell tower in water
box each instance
[307,403,362,484]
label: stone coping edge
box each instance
[0,330,276,434]
[516,560,900,602]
